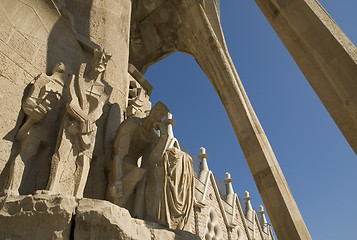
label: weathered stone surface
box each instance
[75,198,200,240]
[46,50,112,199]
[0,194,77,240]
[0,0,131,179]
[75,198,152,240]
[0,0,85,178]
[0,194,200,240]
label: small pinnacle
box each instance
[259,205,266,213]
[244,191,252,200]
[224,172,233,183]
[198,147,209,160]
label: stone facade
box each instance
[0,56,275,239]
[4,0,353,239]
[191,151,275,240]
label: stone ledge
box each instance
[0,194,200,240]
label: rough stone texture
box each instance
[76,198,151,239]
[0,0,131,199]
[0,0,81,179]
[69,0,132,107]
[0,194,77,240]
[0,169,274,240]
[0,194,200,240]
[0,0,84,186]
[76,198,200,240]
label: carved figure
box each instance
[109,106,194,230]
[158,146,194,230]
[148,113,194,230]
[46,50,112,198]
[126,80,151,119]
[4,63,70,196]
[108,101,169,215]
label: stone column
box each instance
[255,0,357,154]
[177,4,312,240]
[66,0,132,108]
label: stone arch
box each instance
[129,1,311,238]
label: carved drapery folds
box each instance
[108,94,195,230]
[158,147,195,230]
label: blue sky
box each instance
[145,1,357,239]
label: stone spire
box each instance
[244,191,254,222]
[224,172,234,204]
[198,147,209,183]
[259,205,268,233]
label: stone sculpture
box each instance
[155,113,195,230]
[109,103,194,230]
[126,79,152,119]
[2,0,345,238]
[46,50,112,198]
[108,101,169,214]
[3,63,71,196]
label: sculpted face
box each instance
[92,50,111,74]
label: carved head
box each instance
[50,62,71,85]
[147,101,169,123]
[91,49,111,74]
[127,80,152,118]
[52,62,66,75]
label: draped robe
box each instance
[157,147,194,230]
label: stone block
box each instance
[0,195,201,240]
[0,194,77,240]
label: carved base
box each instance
[0,194,200,240]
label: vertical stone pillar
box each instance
[255,0,357,154]
[67,0,132,109]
